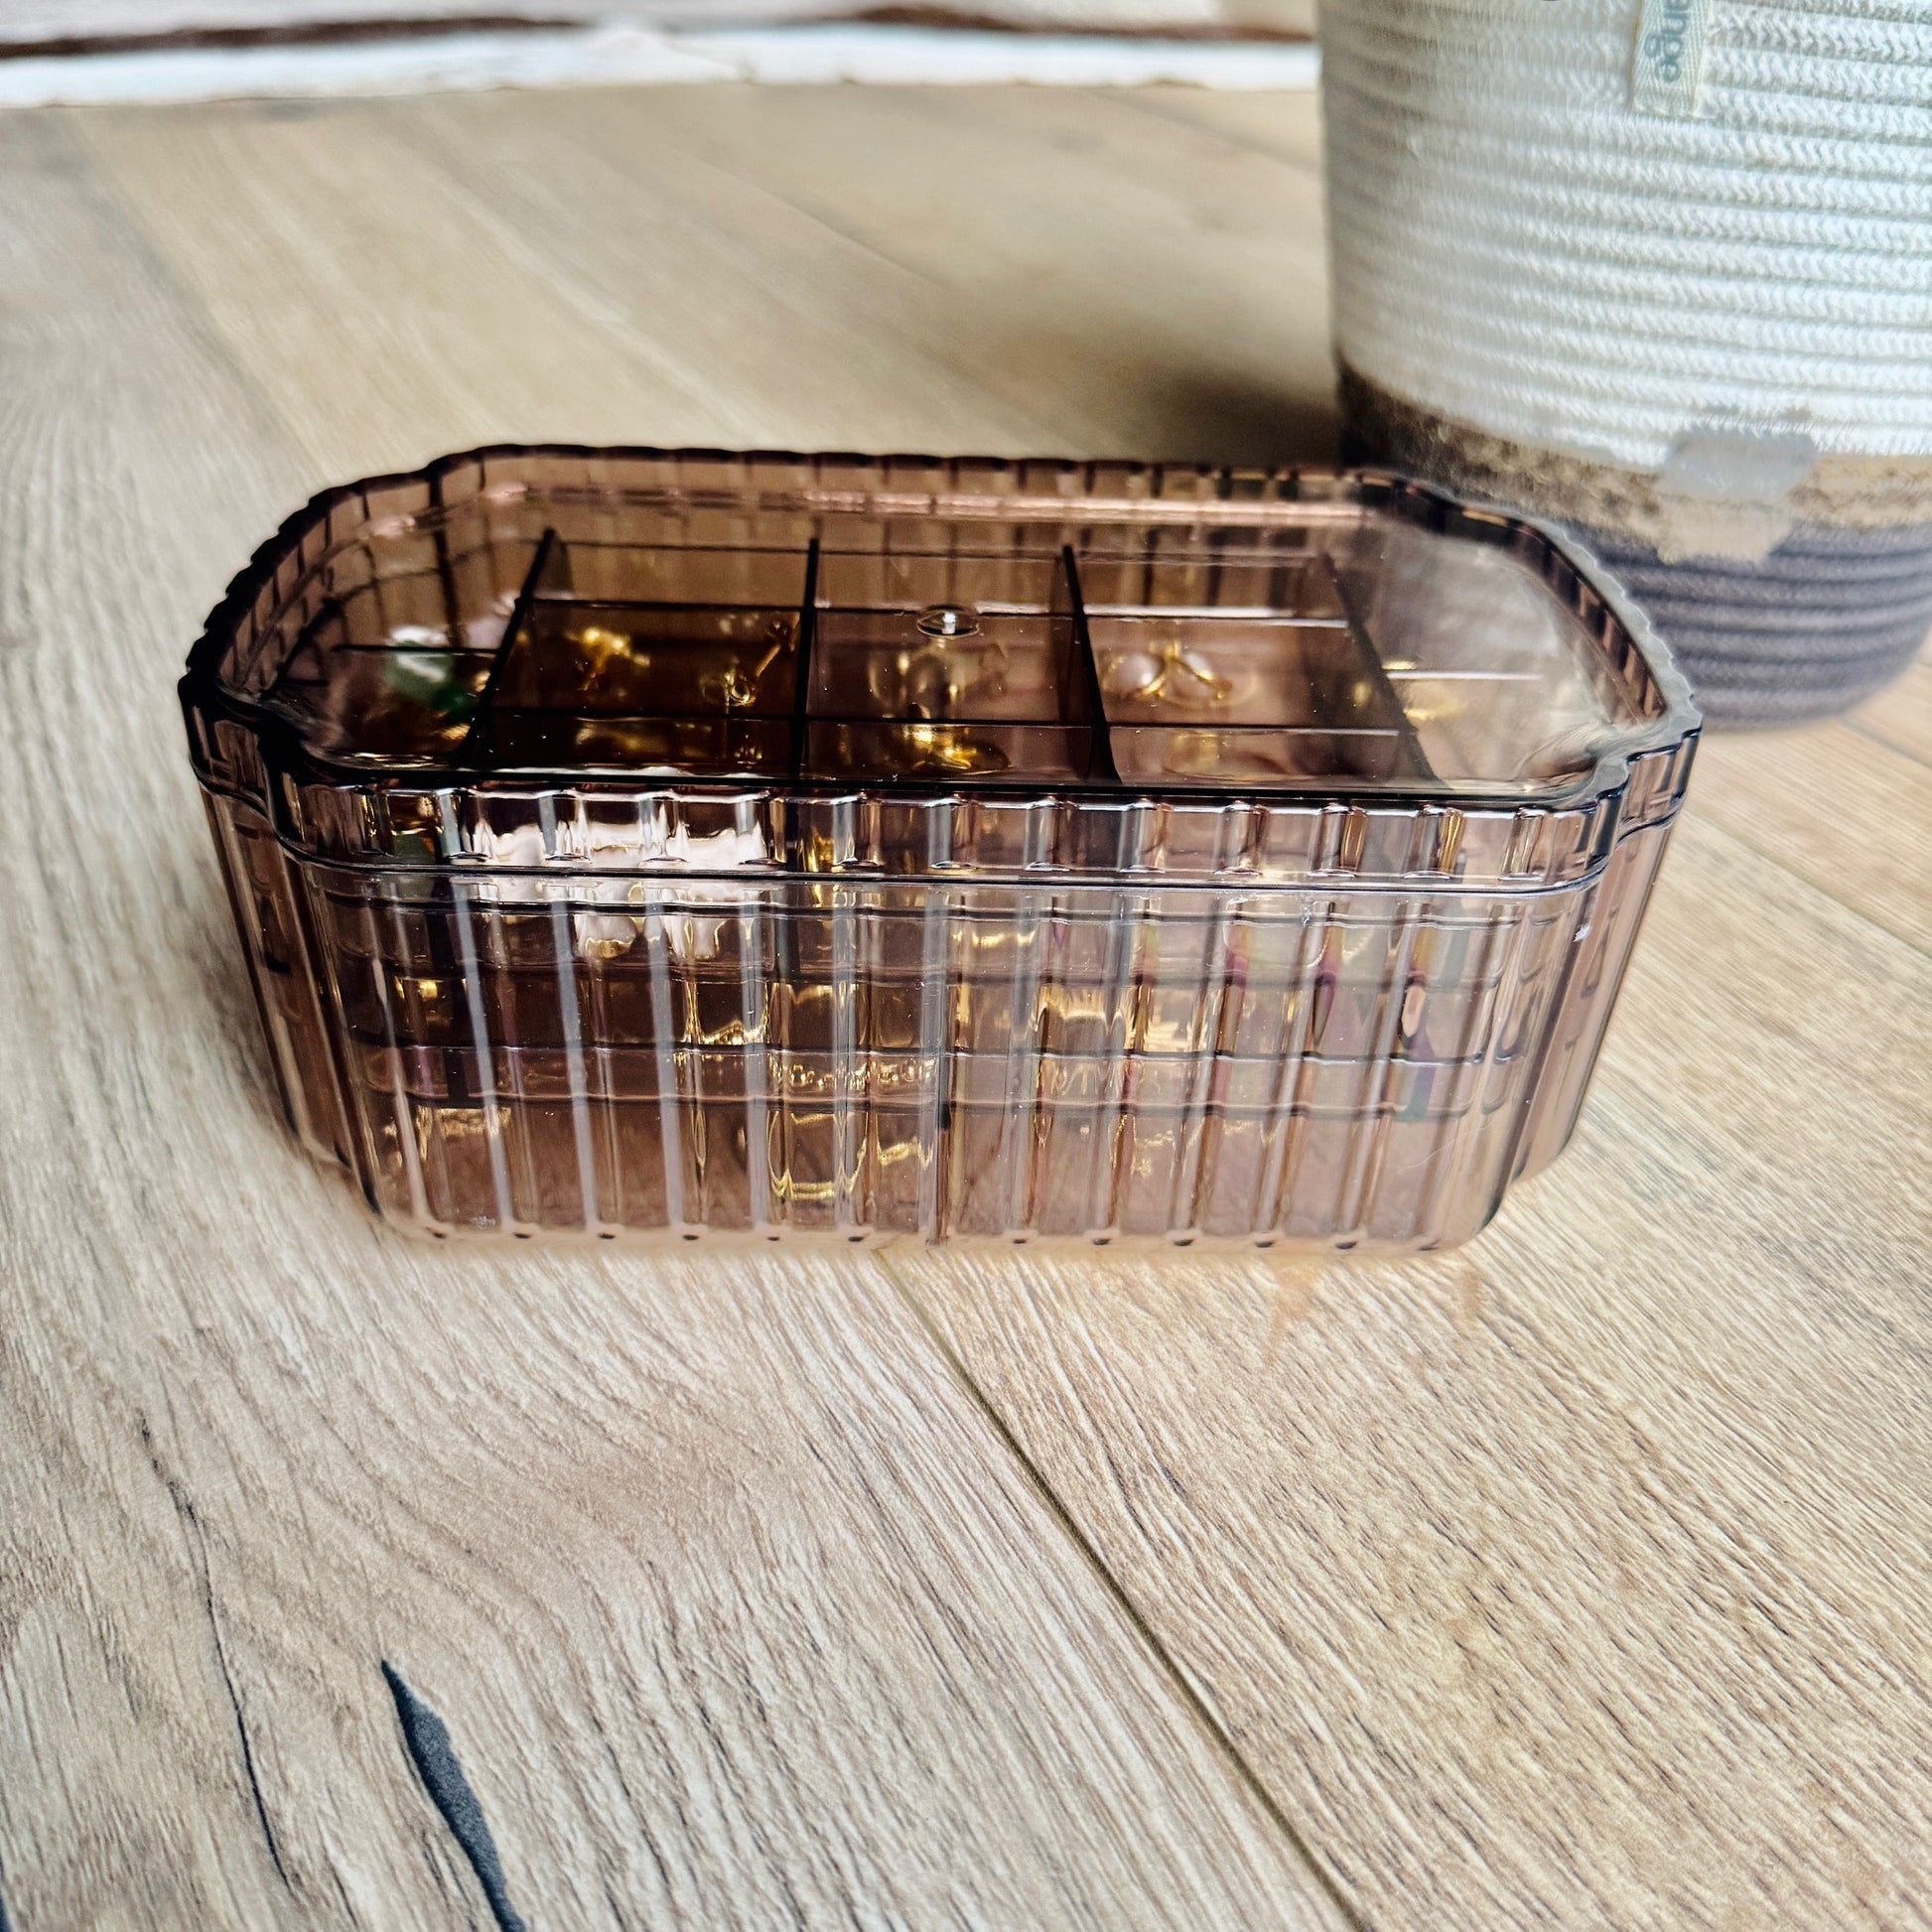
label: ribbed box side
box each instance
[268,859,1606,1248]
[205,791,355,1183]
[1512,818,1675,1182]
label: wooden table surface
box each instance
[1,81,1926,1932]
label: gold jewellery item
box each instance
[898,722,1011,774]
[1103,631,1237,708]
[697,617,794,709]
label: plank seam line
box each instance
[1842,717,1930,773]
[875,1253,1370,1932]
[1102,88,1323,177]
[207,1587,294,1893]
[58,111,322,480]
[139,1415,295,1892]
[1695,814,1931,964]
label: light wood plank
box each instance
[1113,80,1326,172]
[78,84,1334,483]
[74,91,1038,482]
[618,81,1335,461]
[897,805,1932,1930]
[0,102,1350,1932]
[1690,725,1932,955]
[0,106,493,1932]
[1848,651,1932,768]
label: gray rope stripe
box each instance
[1580,520,1932,727]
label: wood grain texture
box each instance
[602,80,1335,460]
[0,100,1347,1932]
[899,812,1932,1930]
[3,74,1928,1932]
[75,81,1334,478]
[1848,646,1932,768]
[1115,80,1326,172]
[1690,724,1932,956]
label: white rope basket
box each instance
[1319,0,1932,722]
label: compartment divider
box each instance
[1059,545,1119,785]
[1318,549,1439,783]
[428,467,464,659]
[459,525,560,768]
[789,538,820,780]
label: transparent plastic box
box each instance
[182,450,1698,1247]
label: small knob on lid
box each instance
[915,602,980,638]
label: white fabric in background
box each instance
[1,0,1287,39]
[1320,0,1932,472]
[3,1,593,36]
[0,22,1319,102]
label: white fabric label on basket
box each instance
[1631,0,1713,115]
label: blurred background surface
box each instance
[10,0,1317,41]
